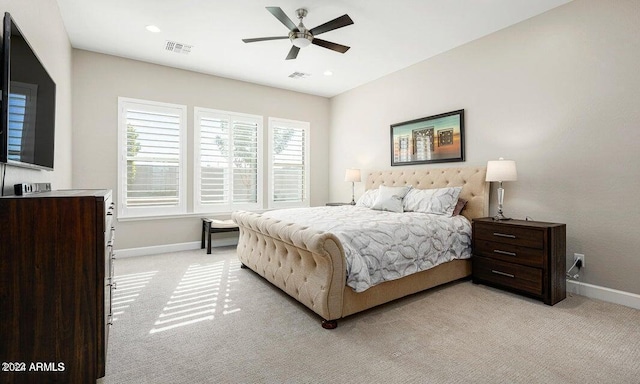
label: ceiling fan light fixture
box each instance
[292,37,311,48]
[289,31,312,48]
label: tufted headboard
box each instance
[364,166,489,221]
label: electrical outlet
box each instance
[574,253,585,268]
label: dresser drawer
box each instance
[474,239,544,267]
[473,256,542,296]
[474,222,544,249]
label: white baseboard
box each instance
[567,279,640,310]
[115,238,239,258]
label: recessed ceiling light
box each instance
[323,70,333,76]
[146,25,161,33]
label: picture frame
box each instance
[390,109,465,166]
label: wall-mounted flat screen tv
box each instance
[1,12,56,170]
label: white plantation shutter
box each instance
[268,118,310,208]
[194,108,262,212]
[198,116,230,205]
[118,98,187,218]
[232,119,260,203]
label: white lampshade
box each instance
[486,158,517,182]
[345,168,361,182]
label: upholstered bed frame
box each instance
[232,166,488,328]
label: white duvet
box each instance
[262,206,472,292]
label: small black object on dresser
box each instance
[472,217,566,305]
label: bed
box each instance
[232,166,488,328]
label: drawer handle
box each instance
[494,250,517,256]
[493,232,516,239]
[491,270,515,278]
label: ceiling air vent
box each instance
[288,72,311,79]
[165,41,193,55]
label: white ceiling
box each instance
[56,0,571,98]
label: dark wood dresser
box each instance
[0,190,115,383]
[472,217,566,305]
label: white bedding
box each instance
[262,206,472,292]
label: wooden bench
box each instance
[201,218,239,254]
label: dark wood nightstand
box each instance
[325,202,353,206]
[472,217,566,305]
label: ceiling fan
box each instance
[242,7,354,60]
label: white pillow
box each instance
[371,185,412,213]
[356,189,379,208]
[403,186,462,216]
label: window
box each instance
[194,108,263,213]
[268,117,310,209]
[117,98,187,218]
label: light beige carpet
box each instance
[99,247,640,384]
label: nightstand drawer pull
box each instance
[491,270,515,278]
[493,249,517,256]
[493,232,516,239]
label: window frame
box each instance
[193,107,264,213]
[267,117,311,210]
[117,97,187,219]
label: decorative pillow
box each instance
[452,198,468,216]
[355,188,379,208]
[371,185,412,213]
[403,186,463,216]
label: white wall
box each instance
[329,0,640,295]
[72,50,330,250]
[0,0,72,194]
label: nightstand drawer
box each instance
[473,239,544,267]
[473,256,542,296]
[474,223,544,249]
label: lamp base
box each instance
[493,185,511,221]
[492,212,512,221]
[350,181,356,206]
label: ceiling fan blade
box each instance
[312,38,350,54]
[309,14,353,36]
[286,46,300,60]
[266,6,299,32]
[242,36,289,43]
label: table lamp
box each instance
[486,158,517,220]
[344,168,361,205]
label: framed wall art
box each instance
[390,109,465,166]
